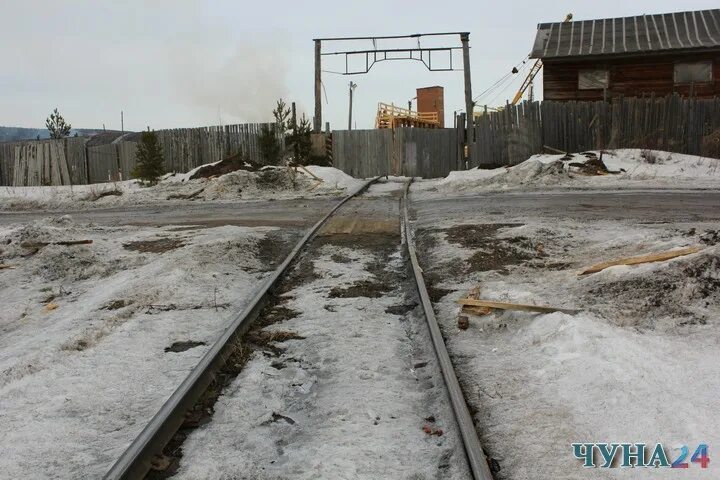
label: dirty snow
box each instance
[0,165,367,212]
[415,149,720,197]
[175,221,468,479]
[301,165,366,191]
[411,206,720,478]
[0,216,295,478]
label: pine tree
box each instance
[132,130,165,185]
[272,98,291,132]
[258,123,281,166]
[288,114,312,165]
[46,108,72,139]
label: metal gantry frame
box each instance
[313,32,474,159]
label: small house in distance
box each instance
[530,9,720,101]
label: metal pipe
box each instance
[314,32,469,41]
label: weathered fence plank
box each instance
[332,128,457,178]
[473,94,720,168]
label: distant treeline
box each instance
[0,126,108,142]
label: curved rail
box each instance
[104,177,379,480]
[402,179,494,480]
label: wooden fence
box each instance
[332,128,460,178]
[0,123,274,186]
[472,95,720,168]
[3,96,719,185]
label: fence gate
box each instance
[332,128,459,178]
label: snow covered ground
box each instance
[410,201,720,479]
[0,165,365,212]
[414,149,720,197]
[0,215,299,478]
[173,193,469,479]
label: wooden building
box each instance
[530,9,720,101]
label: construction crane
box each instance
[511,13,573,105]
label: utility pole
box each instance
[291,102,299,161]
[460,32,473,164]
[348,81,357,130]
[314,39,322,133]
[121,111,124,133]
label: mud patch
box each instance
[165,340,207,353]
[701,230,719,246]
[584,252,720,330]
[261,412,296,426]
[63,338,91,351]
[385,302,418,315]
[146,342,252,479]
[319,217,399,236]
[466,244,533,273]
[427,286,454,303]
[123,238,185,253]
[189,153,260,180]
[329,279,392,298]
[254,230,301,270]
[316,232,397,253]
[445,224,536,273]
[444,223,524,249]
[330,252,352,263]
[277,261,321,294]
[103,299,133,310]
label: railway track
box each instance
[104,178,493,480]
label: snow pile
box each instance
[0,164,366,211]
[162,160,223,183]
[417,149,720,196]
[301,165,366,191]
[486,311,720,478]
[602,148,720,179]
[427,159,574,194]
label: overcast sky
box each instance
[1,0,717,131]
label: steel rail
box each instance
[402,179,494,480]
[104,177,379,480]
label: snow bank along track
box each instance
[104,177,492,480]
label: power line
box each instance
[485,61,532,106]
[473,54,530,103]
[454,54,531,112]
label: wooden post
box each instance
[314,40,322,133]
[460,33,473,164]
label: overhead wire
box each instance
[455,53,532,113]
[484,60,532,107]
[473,54,530,103]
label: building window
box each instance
[674,61,713,84]
[578,70,609,90]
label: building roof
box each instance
[531,9,720,60]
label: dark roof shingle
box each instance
[531,9,720,59]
